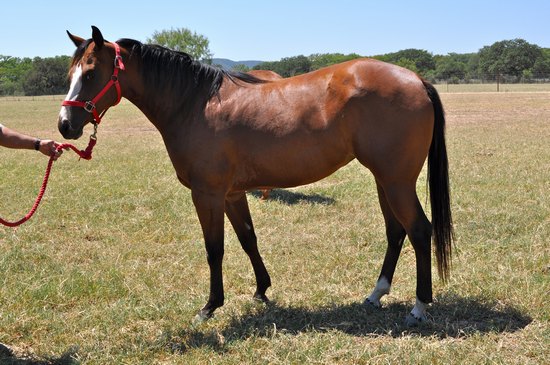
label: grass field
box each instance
[0,88,549,364]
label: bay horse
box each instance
[58,27,453,326]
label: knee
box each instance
[206,246,224,265]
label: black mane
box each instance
[115,38,264,108]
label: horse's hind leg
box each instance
[365,181,406,308]
[225,192,271,302]
[379,182,433,326]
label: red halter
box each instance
[62,42,125,125]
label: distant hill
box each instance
[212,58,263,70]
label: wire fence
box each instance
[432,73,550,92]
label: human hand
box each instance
[38,139,64,160]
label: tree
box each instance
[278,55,311,77]
[394,58,418,73]
[22,56,71,96]
[147,27,213,63]
[308,53,362,70]
[532,50,550,78]
[375,49,435,75]
[254,55,312,77]
[433,53,467,81]
[0,55,32,95]
[466,53,481,80]
[478,39,542,80]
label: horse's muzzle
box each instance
[58,116,84,140]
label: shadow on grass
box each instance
[159,293,532,354]
[0,344,79,365]
[248,189,335,205]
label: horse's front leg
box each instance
[191,189,226,322]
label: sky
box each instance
[1,0,549,61]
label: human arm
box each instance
[0,124,64,160]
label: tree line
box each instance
[1,32,549,96]
[0,55,71,96]
[252,39,550,84]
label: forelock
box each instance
[71,39,93,67]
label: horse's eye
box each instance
[85,72,95,81]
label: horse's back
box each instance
[247,70,283,81]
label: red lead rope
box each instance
[0,136,97,227]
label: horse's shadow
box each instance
[249,189,335,205]
[0,344,78,365]
[160,293,533,354]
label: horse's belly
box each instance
[232,138,355,190]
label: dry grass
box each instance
[0,90,548,364]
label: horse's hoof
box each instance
[0,343,14,357]
[192,309,213,325]
[404,313,426,327]
[363,297,382,309]
[253,292,270,304]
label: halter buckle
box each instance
[114,55,123,69]
[84,101,96,113]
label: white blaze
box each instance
[59,64,83,120]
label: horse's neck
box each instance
[122,73,178,132]
[122,62,214,134]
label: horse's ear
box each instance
[66,30,84,48]
[91,26,104,51]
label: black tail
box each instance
[423,80,454,282]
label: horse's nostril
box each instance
[58,119,70,136]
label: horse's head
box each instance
[58,26,124,139]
